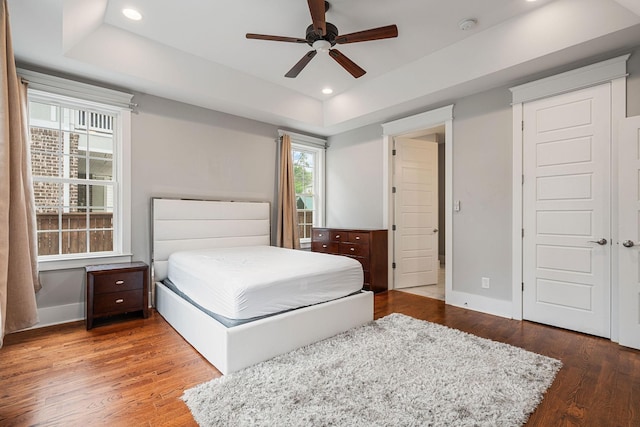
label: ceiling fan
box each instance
[246,0,398,79]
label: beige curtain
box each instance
[0,0,41,347]
[276,134,300,249]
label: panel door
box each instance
[394,138,438,289]
[619,116,640,350]
[523,84,611,338]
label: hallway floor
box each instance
[396,264,445,300]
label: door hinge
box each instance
[392,187,397,193]
[392,224,397,231]
[522,228,524,238]
[392,262,396,269]
[522,282,524,291]
[522,174,524,185]
[392,149,397,156]
[521,121,524,131]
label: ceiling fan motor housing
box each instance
[306,22,339,46]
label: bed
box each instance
[151,198,374,374]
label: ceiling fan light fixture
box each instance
[122,8,142,21]
[313,39,332,53]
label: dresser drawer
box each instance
[312,228,330,242]
[330,231,347,241]
[340,243,369,257]
[350,255,370,272]
[92,271,144,294]
[311,242,339,253]
[348,232,370,244]
[93,289,143,316]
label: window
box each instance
[22,69,133,269]
[285,132,326,246]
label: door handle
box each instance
[622,240,637,248]
[588,238,607,245]
[433,228,439,233]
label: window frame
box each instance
[282,131,326,248]
[23,75,133,271]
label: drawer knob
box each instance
[336,234,341,238]
[115,298,124,304]
[355,236,360,240]
[115,280,125,285]
[350,247,355,251]
[318,233,323,237]
[322,244,327,248]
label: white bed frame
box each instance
[152,198,373,374]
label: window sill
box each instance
[38,253,133,272]
[299,241,311,250]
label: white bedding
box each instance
[167,245,364,320]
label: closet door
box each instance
[619,116,640,350]
[522,84,611,338]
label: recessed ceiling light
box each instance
[122,8,142,21]
[322,88,333,95]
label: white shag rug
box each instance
[182,313,562,426]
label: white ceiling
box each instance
[7,0,640,136]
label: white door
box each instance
[523,84,611,338]
[394,138,438,289]
[619,116,640,350]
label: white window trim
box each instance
[279,130,326,247]
[22,73,134,271]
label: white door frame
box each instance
[382,105,454,298]
[510,54,628,341]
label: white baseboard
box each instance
[27,303,85,330]
[445,290,513,319]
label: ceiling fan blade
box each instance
[308,0,326,36]
[328,49,366,78]
[246,33,308,43]
[285,50,318,78]
[335,24,398,44]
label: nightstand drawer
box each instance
[93,290,143,316]
[93,271,143,294]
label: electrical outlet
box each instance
[481,277,490,289]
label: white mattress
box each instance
[167,245,364,320]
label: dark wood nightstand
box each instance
[85,262,149,330]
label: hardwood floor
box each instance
[1,291,639,426]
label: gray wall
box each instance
[451,87,513,300]
[34,46,640,319]
[326,123,385,228]
[326,46,640,305]
[36,94,280,311]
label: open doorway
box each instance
[393,131,445,300]
[382,106,453,303]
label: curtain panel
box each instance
[276,134,300,249]
[0,0,41,347]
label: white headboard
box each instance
[151,198,271,283]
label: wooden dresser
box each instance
[311,227,388,293]
[85,262,149,330]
